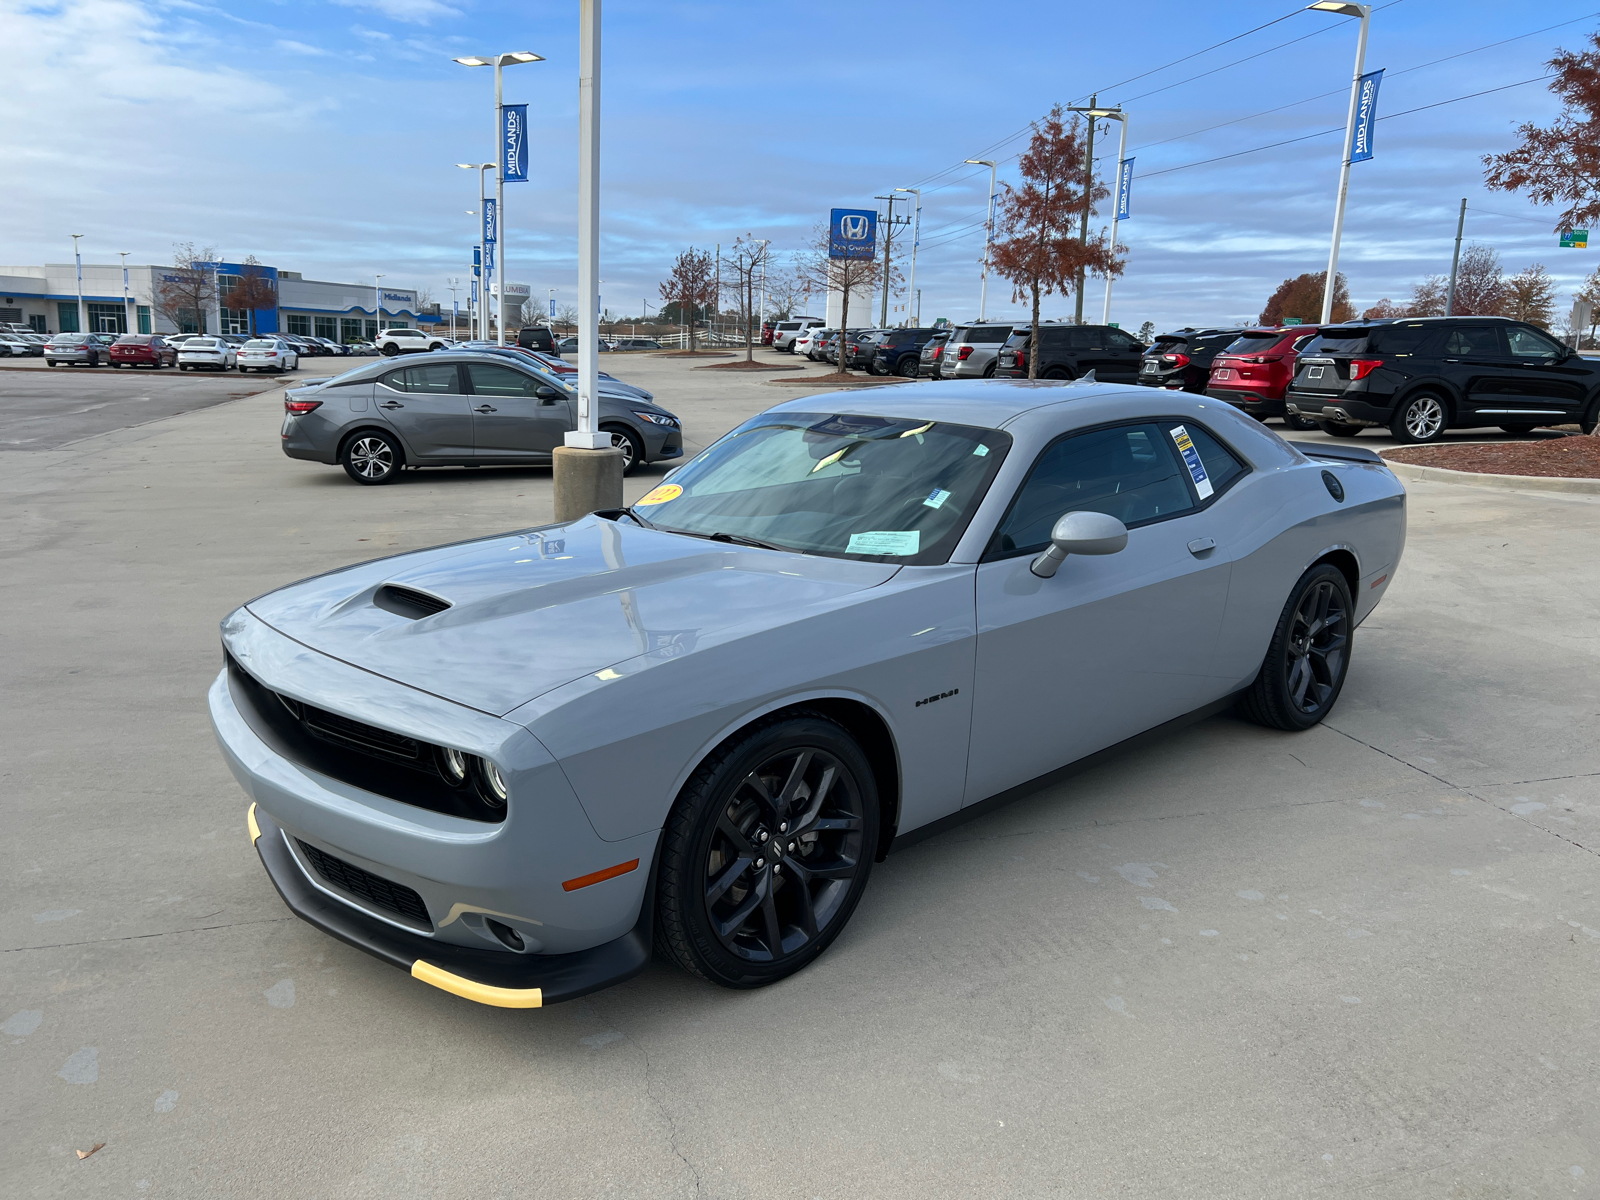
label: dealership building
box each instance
[0,261,437,340]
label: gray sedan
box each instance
[212,380,1405,1007]
[45,333,113,366]
[279,351,683,483]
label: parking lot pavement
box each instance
[3,360,1598,1197]
[0,369,287,450]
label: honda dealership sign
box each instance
[829,208,877,260]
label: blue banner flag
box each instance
[484,242,495,271]
[501,104,529,183]
[829,208,877,260]
[471,280,478,303]
[1115,158,1135,220]
[1350,69,1383,163]
[483,198,497,245]
[473,246,480,278]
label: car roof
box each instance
[765,378,1155,429]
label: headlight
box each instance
[478,759,508,806]
[633,410,679,428]
[439,746,468,784]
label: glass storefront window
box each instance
[314,316,337,339]
[137,305,151,334]
[287,314,310,336]
[340,318,364,343]
[364,319,378,340]
[57,302,80,332]
[87,303,127,334]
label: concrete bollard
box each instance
[552,446,625,522]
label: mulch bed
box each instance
[693,359,797,371]
[1386,436,1600,478]
[650,350,733,358]
[768,371,904,386]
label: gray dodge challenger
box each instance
[211,381,1406,1008]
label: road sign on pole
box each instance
[1560,229,1589,248]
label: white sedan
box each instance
[238,338,299,374]
[177,337,238,371]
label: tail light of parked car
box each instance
[1160,352,1190,367]
[1349,359,1383,380]
[930,346,942,360]
[957,346,974,360]
[284,398,322,415]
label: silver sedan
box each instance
[212,380,1405,1008]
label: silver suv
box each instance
[940,323,1019,378]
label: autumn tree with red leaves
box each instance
[1483,31,1600,231]
[989,105,1121,379]
[660,246,716,352]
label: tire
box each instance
[602,424,644,476]
[1283,412,1320,432]
[1238,563,1353,732]
[1390,392,1448,443]
[381,343,399,357]
[897,356,919,378]
[1317,421,1364,438]
[341,430,404,485]
[982,361,996,378]
[1043,367,1073,381]
[1499,423,1535,435]
[654,711,879,988]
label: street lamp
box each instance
[119,250,131,334]
[756,239,770,338]
[453,51,544,345]
[447,279,460,341]
[71,234,85,335]
[894,187,921,325]
[1082,106,1129,327]
[374,274,385,341]
[1308,0,1372,323]
[965,160,997,320]
[458,163,495,339]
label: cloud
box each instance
[276,39,332,56]
[329,0,462,25]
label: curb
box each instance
[1378,450,1600,495]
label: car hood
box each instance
[242,515,899,716]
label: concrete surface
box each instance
[0,369,285,450]
[2,353,1597,1198]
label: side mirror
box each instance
[1030,511,1128,578]
[535,385,560,402]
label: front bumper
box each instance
[250,805,651,1007]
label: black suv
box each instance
[1138,328,1246,392]
[1285,316,1600,442]
[517,325,558,354]
[870,327,940,376]
[994,323,1146,382]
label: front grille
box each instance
[297,839,431,926]
[300,703,424,763]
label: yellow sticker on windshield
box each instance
[636,483,682,506]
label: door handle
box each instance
[378,401,403,409]
[474,405,497,413]
[1187,537,1216,556]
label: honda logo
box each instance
[840,215,870,241]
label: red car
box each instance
[110,334,178,369]
[761,319,777,346]
[1204,325,1322,430]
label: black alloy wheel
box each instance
[341,430,403,485]
[897,355,919,378]
[381,343,399,357]
[1317,421,1364,438]
[656,712,878,988]
[1044,367,1074,381]
[1239,563,1352,732]
[1390,392,1448,444]
[602,425,643,476]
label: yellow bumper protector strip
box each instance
[247,802,261,844]
[410,960,543,1008]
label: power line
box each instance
[1139,74,1554,180]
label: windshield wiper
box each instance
[620,506,658,529]
[707,531,790,552]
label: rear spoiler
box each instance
[1285,441,1384,465]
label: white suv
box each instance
[772,318,824,352]
[376,327,448,356]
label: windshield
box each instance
[1221,331,1281,355]
[1301,331,1371,355]
[632,411,1011,565]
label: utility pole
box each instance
[1445,198,1467,316]
[714,243,721,344]
[965,159,998,320]
[1074,95,1099,324]
[875,193,900,327]
[894,187,921,326]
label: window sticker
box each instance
[1169,424,1214,499]
[635,483,682,506]
[972,444,990,457]
[846,530,921,556]
[922,488,952,510]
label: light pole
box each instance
[1445,198,1467,316]
[894,187,921,325]
[453,51,544,345]
[71,234,85,334]
[458,163,494,338]
[756,239,770,338]
[1309,0,1372,323]
[119,251,131,333]
[1091,107,1129,326]
[373,275,385,340]
[965,160,997,320]
[552,0,620,519]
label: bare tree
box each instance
[1573,263,1600,344]
[1504,262,1557,328]
[1361,298,1409,319]
[765,266,805,320]
[990,106,1121,379]
[794,223,889,376]
[1483,32,1600,233]
[1451,243,1506,316]
[659,247,716,352]
[720,235,771,362]
[555,303,579,332]
[152,241,219,333]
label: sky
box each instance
[2,0,1595,334]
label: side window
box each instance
[1442,326,1500,357]
[1166,422,1245,495]
[1374,323,1435,356]
[991,423,1194,555]
[467,363,540,397]
[1505,325,1563,359]
[378,369,409,392]
[1107,329,1142,350]
[402,364,462,394]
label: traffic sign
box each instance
[1561,229,1588,248]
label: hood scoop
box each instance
[373,584,451,620]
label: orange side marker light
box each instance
[562,859,641,892]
